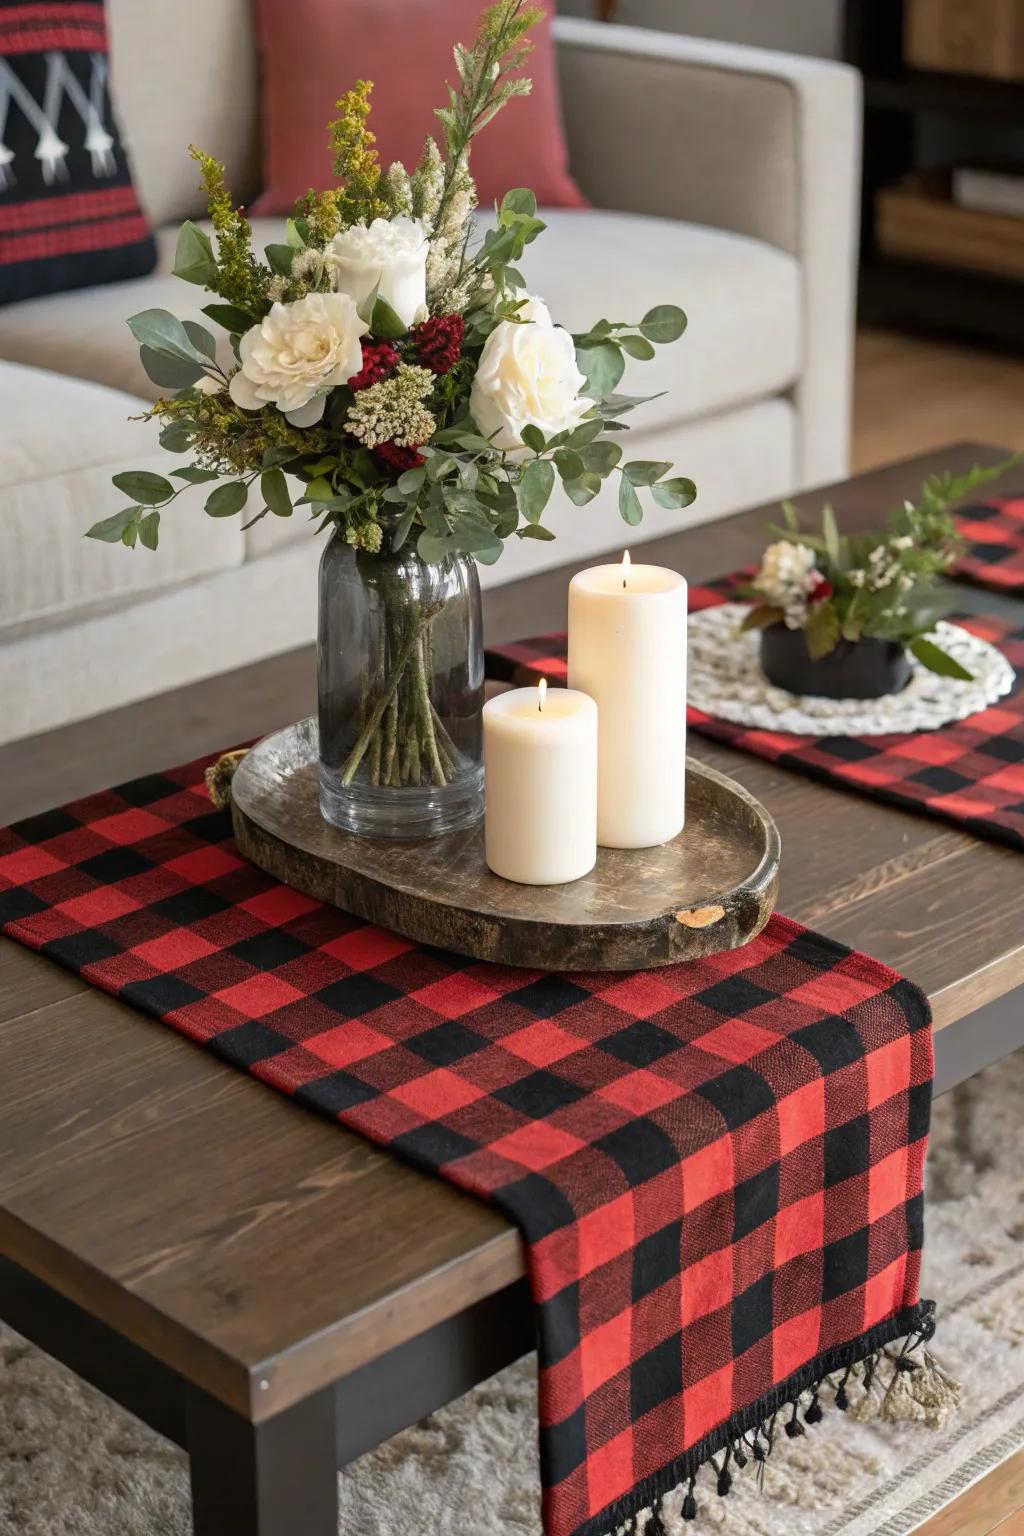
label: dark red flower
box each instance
[809,577,833,604]
[349,340,401,392]
[410,314,465,375]
[373,442,426,475]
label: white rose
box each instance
[228,292,367,427]
[469,296,593,456]
[324,216,428,330]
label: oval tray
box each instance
[230,720,780,971]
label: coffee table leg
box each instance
[187,1385,338,1535]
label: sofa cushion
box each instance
[251,0,584,218]
[0,211,801,440]
[0,361,242,637]
[0,0,156,306]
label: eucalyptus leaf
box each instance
[624,460,672,487]
[304,476,334,503]
[159,421,194,452]
[520,424,546,455]
[285,217,308,250]
[575,340,625,400]
[397,467,426,495]
[517,459,555,524]
[182,320,218,360]
[391,506,417,551]
[261,467,292,517]
[519,523,556,541]
[563,473,602,507]
[140,347,204,390]
[619,334,656,361]
[565,419,605,449]
[651,477,697,510]
[639,305,687,344]
[417,529,452,564]
[172,221,217,286]
[137,511,161,551]
[264,243,295,276]
[618,475,644,526]
[553,448,585,484]
[580,441,622,476]
[171,465,219,484]
[127,309,206,365]
[111,470,173,506]
[85,506,140,543]
[202,302,257,335]
[205,481,249,518]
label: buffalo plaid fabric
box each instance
[955,496,1024,594]
[0,757,934,1536]
[487,577,1024,854]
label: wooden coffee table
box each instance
[2,443,1022,1535]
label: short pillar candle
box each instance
[483,681,598,885]
[568,553,687,848]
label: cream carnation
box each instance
[324,215,428,329]
[228,293,367,427]
[469,296,593,456]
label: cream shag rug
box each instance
[2,1050,1023,1536]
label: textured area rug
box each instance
[2,1049,1023,1536]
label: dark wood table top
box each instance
[2,442,1021,1427]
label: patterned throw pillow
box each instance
[0,0,156,305]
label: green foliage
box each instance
[188,147,270,314]
[910,637,974,681]
[328,80,389,226]
[93,1,697,561]
[748,458,1018,667]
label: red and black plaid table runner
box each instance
[955,496,1024,594]
[487,577,1024,854]
[0,756,936,1536]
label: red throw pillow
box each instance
[251,0,586,218]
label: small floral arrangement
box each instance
[742,460,1014,679]
[86,0,695,564]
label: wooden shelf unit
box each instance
[844,0,1024,349]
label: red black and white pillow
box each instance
[0,1,155,305]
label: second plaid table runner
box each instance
[0,756,937,1536]
[956,495,1024,594]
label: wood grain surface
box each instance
[1,443,1022,1428]
[231,721,780,971]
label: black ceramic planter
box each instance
[760,624,912,700]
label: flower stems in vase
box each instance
[341,595,464,789]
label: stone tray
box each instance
[230,720,781,971]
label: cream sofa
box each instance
[0,5,861,745]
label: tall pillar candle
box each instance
[568,554,687,848]
[483,681,598,885]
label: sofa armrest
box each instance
[553,18,862,485]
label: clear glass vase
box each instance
[317,525,485,839]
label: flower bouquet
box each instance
[88,0,694,839]
[742,461,1012,700]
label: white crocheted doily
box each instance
[688,603,1015,737]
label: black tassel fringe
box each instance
[593,1302,936,1536]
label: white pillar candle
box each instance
[483,681,598,886]
[568,552,687,849]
